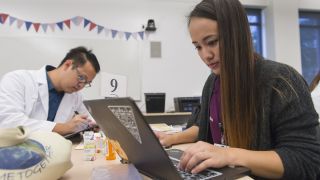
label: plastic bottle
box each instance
[106,140,116,160]
[83,131,96,161]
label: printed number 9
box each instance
[110,79,118,92]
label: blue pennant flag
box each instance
[138,31,144,40]
[125,32,132,41]
[25,21,32,31]
[57,22,63,30]
[41,24,48,33]
[111,29,118,39]
[97,25,104,34]
[71,16,82,26]
[84,18,90,28]
[9,16,16,26]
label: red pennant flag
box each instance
[0,14,9,24]
[33,23,40,32]
[64,20,71,29]
[89,22,96,31]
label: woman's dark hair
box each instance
[59,46,100,73]
[188,0,257,148]
[310,72,320,92]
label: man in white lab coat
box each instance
[0,46,100,135]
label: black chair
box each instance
[186,105,201,128]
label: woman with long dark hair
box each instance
[169,0,320,179]
[310,72,320,123]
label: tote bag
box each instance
[0,126,72,180]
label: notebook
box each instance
[84,98,250,179]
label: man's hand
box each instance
[53,114,94,135]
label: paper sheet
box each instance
[150,123,183,134]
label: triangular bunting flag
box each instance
[77,16,83,25]
[0,14,9,24]
[71,16,82,26]
[41,24,48,33]
[57,22,63,31]
[89,22,96,31]
[64,20,71,29]
[138,31,144,40]
[111,29,118,39]
[9,16,16,26]
[97,25,104,34]
[0,14,143,41]
[49,23,55,32]
[25,21,32,31]
[84,18,90,28]
[71,17,78,25]
[33,23,40,32]
[125,32,132,41]
[132,32,138,40]
[9,16,17,26]
[17,19,24,29]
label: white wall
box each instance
[0,0,320,112]
[262,0,320,73]
[0,0,209,112]
[263,0,302,72]
[299,0,320,10]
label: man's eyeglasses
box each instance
[75,67,91,88]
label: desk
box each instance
[143,112,191,125]
[61,143,252,180]
[61,144,191,180]
[60,144,124,180]
[61,143,191,180]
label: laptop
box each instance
[84,98,250,180]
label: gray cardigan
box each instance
[196,59,320,179]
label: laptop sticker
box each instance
[108,106,142,144]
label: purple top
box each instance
[209,77,222,144]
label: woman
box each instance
[310,72,320,92]
[310,72,320,122]
[168,0,320,179]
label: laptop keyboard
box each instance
[166,149,222,180]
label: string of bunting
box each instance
[0,13,145,40]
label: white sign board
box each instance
[101,72,127,98]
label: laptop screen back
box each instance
[84,98,250,180]
[84,98,181,179]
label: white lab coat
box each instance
[311,83,320,122]
[0,66,93,132]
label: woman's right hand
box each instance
[154,131,175,147]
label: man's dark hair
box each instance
[59,46,100,73]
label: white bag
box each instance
[0,126,73,180]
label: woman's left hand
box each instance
[178,141,231,174]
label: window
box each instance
[246,8,263,56]
[299,11,320,84]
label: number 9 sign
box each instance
[110,79,118,92]
[101,72,127,97]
